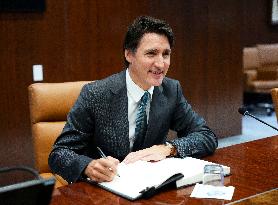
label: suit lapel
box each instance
[109,71,130,157]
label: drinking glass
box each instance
[203,164,224,186]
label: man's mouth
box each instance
[148,70,164,80]
[149,70,163,75]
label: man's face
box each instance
[125,33,171,90]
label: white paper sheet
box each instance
[190,183,235,200]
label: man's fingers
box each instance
[107,156,120,165]
[85,158,119,182]
[123,151,150,164]
[87,168,113,182]
[96,158,119,176]
[123,145,169,164]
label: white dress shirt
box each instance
[126,69,154,149]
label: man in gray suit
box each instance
[49,16,217,184]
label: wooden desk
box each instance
[226,188,277,205]
[50,136,278,205]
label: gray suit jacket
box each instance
[48,70,217,183]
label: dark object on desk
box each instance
[238,107,278,131]
[139,173,184,199]
[0,166,55,205]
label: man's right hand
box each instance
[84,156,120,183]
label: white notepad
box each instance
[91,157,230,201]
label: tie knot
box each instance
[140,91,150,106]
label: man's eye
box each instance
[146,52,156,56]
[163,53,170,58]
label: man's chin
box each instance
[150,79,163,87]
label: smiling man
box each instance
[49,16,218,184]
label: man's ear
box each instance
[125,49,133,64]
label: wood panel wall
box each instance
[0,0,243,169]
[242,0,278,46]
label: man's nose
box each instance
[154,56,164,68]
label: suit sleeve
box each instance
[48,84,95,183]
[170,81,218,158]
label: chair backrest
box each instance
[257,43,278,66]
[257,44,278,80]
[243,47,260,70]
[28,81,90,173]
[271,88,278,122]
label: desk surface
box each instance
[50,136,278,205]
[226,188,277,205]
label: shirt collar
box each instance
[126,69,154,103]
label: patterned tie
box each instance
[132,91,150,151]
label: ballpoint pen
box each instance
[96,146,120,177]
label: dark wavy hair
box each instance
[123,16,174,67]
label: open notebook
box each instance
[87,157,230,201]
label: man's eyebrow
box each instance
[145,48,158,53]
[144,48,171,53]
